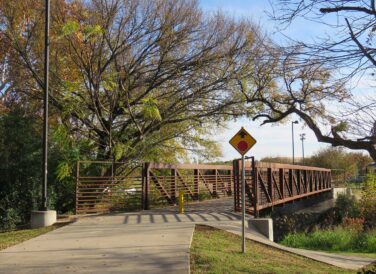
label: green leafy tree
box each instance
[360,173,376,228]
[0,109,42,228]
[0,0,256,164]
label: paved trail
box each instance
[0,198,374,273]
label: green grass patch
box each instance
[0,223,65,250]
[281,227,376,254]
[190,225,354,274]
[325,251,376,259]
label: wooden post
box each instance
[289,169,293,196]
[279,168,284,199]
[75,161,80,215]
[229,169,233,195]
[267,168,273,205]
[315,171,318,191]
[253,160,259,218]
[214,169,218,197]
[171,169,177,204]
[142,162,150,210]
[318,171,322,190]
[329,171,332,188]
[194,169,199,200]
[297,169,301,194]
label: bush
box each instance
[281,227,376,253]
[342,217,364,232]
[0,208,20,232]
[358,262,376,274]
[335,193,360,219]
[359,173,376,228]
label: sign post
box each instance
[229,127,257,254]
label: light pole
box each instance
[300,133,306,164]
[30,0,56,228]
[40,0,51,210]
[42,0,50,211]
[291,121,298,164]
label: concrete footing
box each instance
[30,210,57,228]
[333,187,352,199]
[248,218,273,242]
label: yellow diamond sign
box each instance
[229,127,257,156]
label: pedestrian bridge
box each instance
[75,160,332,216]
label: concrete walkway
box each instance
[0,199,240,274]
[0,198,374,273]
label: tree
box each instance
[0,0,256,164]
[239,1,376,161]
[0,109,42,228]
[307,147,372,176]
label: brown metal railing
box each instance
[75,161,143,214]
[76,161,234,214]
[76,160,332,215]
[143,162,233,210]
[233,161,332,216]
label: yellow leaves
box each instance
[333,121,349,132]
[102,79,117,92]
[112,143,126,161]
[142,97,162,122]
[61,21,80,36]
[59,17,104,45]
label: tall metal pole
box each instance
[300,133,306,164]
[291,121,298,165]
[241,154,246,253]
[292,122,295,165]
[41,0,50,211]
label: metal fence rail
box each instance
[233,161,332,216]
[143,163,233,209]
[76,160,332,215]
[76,161,143,214]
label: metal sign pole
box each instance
[241,154,246,253]
[229,127,257,254]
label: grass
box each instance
[281,227,376,254]
[0,223,65,250]
[190,225,354,274]
[325,251,376,259]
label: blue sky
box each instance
[197,0,366,161]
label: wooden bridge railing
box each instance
[233,161,332,216]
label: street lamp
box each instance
[300,133,306,164]
[30,0,56,228]
[291,121,298,164]
[42,0,50,211]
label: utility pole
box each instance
[291,121,298,165]
[41,0,50,210]
[300,133,306,164]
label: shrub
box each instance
[281,227,376,253]
[335,193,360,219]
[342,217,364,232]
[358,262,376,274]
[0,208,21,232]
[359,173,376,228]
